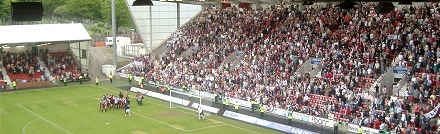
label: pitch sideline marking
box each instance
[223,122,261,134]
[17,104,71,134]
[22,118,40,134]
[95,86,261,134]
[186,124,226,132]
[131,111,188,131]
[148,101,261,134]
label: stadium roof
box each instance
[0,23,91,45]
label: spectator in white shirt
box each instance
[303,95,309,106]
[400,113,406,128]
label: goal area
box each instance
[169,90,201,108]
[168,90,211,116]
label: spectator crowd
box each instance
[123,2,440,133]
[118,54,152,77]
[3,50,46,83]
[42,51,82,81]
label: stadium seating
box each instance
[42,51,81,79]
[122,2,440,133]
[3,51,46,83]
[117,54,151,77]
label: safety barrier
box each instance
[94,42,105,47]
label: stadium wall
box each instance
[102,65,116,79]
[69,41,90,72]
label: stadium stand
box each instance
[118,54,152,77]
[121,2,440,133]
[3,51,45,83]
[42,51,82,81]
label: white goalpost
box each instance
[169,90,202,108]
[169,90,201,108]
[169,90,209,116]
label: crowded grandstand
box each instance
[2,49,87,89]
[119,2,440,133]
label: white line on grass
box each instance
[148,102,198,117]
[148,101,261,134]
[131,111,188,131]
[95,86,261,134]
[224,123,261,134]
[94,86,187,132]
[186,124,226,132]
[17,104,71,134]
[23,118,40,134]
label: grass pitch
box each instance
[0,83,281,134]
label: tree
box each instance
[42,0,68,17]
[101,0,135,31]
[52,5,69,18]
[65,0,102,20]
[0,0,11,25]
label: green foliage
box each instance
[0,0,11,24]
[10,0,43,1]
[0,0,134,33]
[65,0,102,20]
[53,5,69,17]
[88,23,112,36]
[42,0,67,16]
[101,0,134,30]
[97,22,106,27]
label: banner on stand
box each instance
[311,58,322,65]
[347,124,380,134]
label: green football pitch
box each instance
[0,81,281,134]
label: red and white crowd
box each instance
[3,51,46,83]
[41,51,82,81]
[125,2,440,133]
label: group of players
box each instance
[100,91,144,117]
[99,74,206,120]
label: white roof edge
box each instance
[0,23,92,45]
